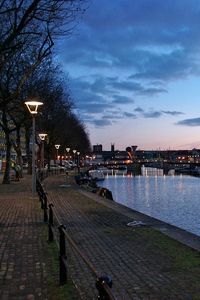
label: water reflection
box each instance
[99,175,200,236]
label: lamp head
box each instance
[73,149,77,154]
[25,101,43,114]
[39,133,47,141]
[66,147,70,152]
[55,144,60,150]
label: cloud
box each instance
[71,74,185,123]
[70,75,167,114]
[87,109,137,128]
[142,109,184,119]
[60,0,200,83]
[162,110,184,116]
[112,95,134,104]
[57,0,200,132]
[92,119,113,127]
[134,107,144,113]
[102,110,137,120]
[90,77,113,94]
[110,80,143,91]
[102,111,123,120]
[139,86,168,96]
[87,107,182,128]
[123,112,137,118]
[143,111,162,118]
[176,118,200,126]
[79,103,111,114]
[129,49,200,81]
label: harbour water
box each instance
[99,175,200,236]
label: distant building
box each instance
[91,144,130,165]
[90,144,200,166]
[93,144,103,153]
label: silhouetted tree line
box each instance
[0,0,91,184]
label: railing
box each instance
[37,167,63,182]
[36,179,116,300]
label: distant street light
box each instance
[66,147,70,160]
[25,100,43,197]
[39,133,47,168]
[77,151,80,173]
[55,144,60,163]
[73,149,77,165]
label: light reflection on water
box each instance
[99,175,200,236]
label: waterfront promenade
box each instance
[1,173,200,299]
[0,175,49,300]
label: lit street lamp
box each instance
[77,151,80,173]
[39,133,47,168]
[25,100,43,197]
[55,144,60,163]
[66,147,70,160]
[73,149,77,165]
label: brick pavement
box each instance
[44,174,200,300]
[0,176,49,300]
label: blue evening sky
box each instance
[56,0,200,150]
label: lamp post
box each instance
[77,151,80,173]
[55,144,60,164]
[66,147,70,160]
[39,133,47,169]
[25,100,43,197]
[73,149,77,164]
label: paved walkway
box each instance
[0,176,49,300]
[1,173,200,299]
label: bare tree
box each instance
[0,0,88,183]
[0,0,87,67]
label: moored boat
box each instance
[113,165,128,175]
[98,165,127,176]
[98,167,113,175]
[88,169,105,181]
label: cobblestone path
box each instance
[0,185,48,300]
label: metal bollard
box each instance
[58,225,67,285]
[96,275,113,300]
[36,179,40,194]
[38,190,43,209]
[43,193,48,222]
[48,204,54,242]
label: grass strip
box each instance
[139,227,200,270]
[41,226,80,300]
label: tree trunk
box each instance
[16,127,23,178]
[2,130,11,184]
[25,126,32,175]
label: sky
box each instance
[56,0,200,151]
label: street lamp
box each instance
[77,151,80,173]
[66,147,70,160]
[25,100,43,197]
[39,133,47,168]
[73,149,77,165]
[55,144,60,163]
